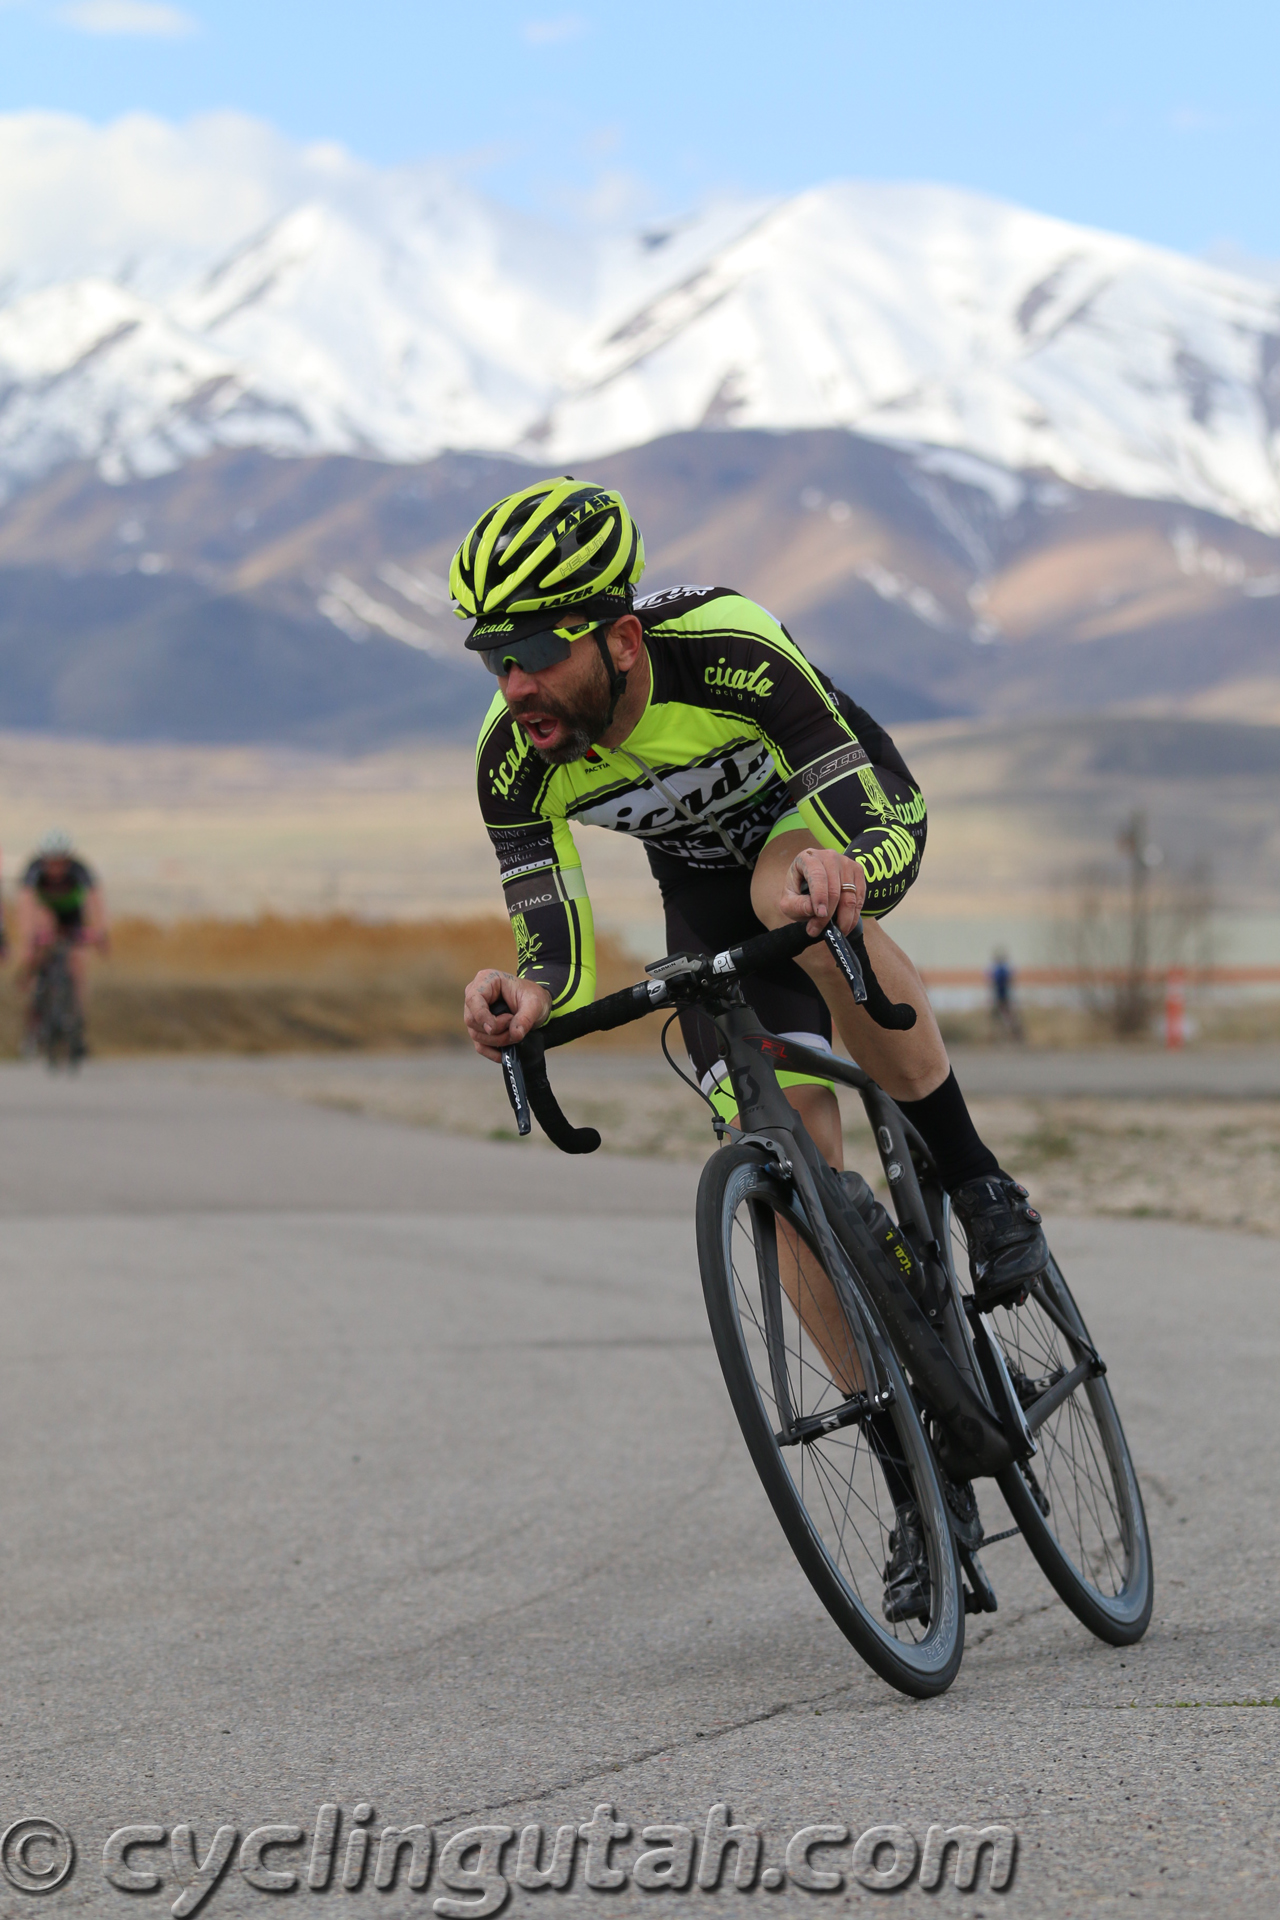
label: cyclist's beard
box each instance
[509,653,613,765]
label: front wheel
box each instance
[697,1144,964,1698]
[35,949,82,1068]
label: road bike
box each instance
[29,936,87,1069]
[501,918,1153,1697]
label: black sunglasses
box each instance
[479,619,603,677]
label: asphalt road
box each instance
[0,1059,1275,1920]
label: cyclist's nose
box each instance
[503,664,539,700]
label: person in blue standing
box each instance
[989,950,1024,1043]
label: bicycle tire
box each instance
[971,1244,1154,1646]
[697,1143,964,1698]
[33,961,59,1067]
[38,949,84,1069]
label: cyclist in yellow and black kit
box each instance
[460,478,1047,1312]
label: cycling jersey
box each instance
[476,586,927,1016]
[23,856,95,932]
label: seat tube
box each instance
[864,1086,985,1396]
[863,1087,935,1247]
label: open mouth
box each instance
[519,714,561,748]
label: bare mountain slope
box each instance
[0,430,1276,744]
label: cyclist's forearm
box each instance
[845,821,924,916]
[786,781,924,917]
[13,891,40,945]
[486,816,597,1014]
[507,895,597,1017]
[493,859,596,1015]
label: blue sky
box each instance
[2,0,1277,257]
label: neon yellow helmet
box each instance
[451,476,645,648]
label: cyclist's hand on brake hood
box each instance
[464,968,552,1062]
[779,848,867,938]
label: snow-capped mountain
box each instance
[1,112,1279,531]
[543,185,1280,533]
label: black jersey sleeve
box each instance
[475,701,597,1015]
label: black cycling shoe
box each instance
[943,1477,984,1550]
[950,1173,1048,1311]
[882,1507,931,1624]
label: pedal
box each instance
[942,1478,984,1550]
[959,1545,998,1614]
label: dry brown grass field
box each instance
[0,914,659,1056]
[5,908,1274,1059]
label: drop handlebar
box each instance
[501,919,915,1156]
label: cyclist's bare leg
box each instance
[746,1081,864,1394]
[751,830,950,1100]
[17,900,55,1045]
[784,1081,842,1169]
[803,918,949,1100]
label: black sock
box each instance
[865,1413,918,1514]
[895,1069,999,1192]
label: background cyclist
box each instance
[16,829,108,1049]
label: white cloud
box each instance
[57,1,199,35]
[521,14,586,46]
[544,166,658,232]
[0,110,368,297]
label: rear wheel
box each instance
[947,1206,1154,1645]
[697,1144,964,1697]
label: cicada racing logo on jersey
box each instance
[489,728,532,799]
[705,658,775,699]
